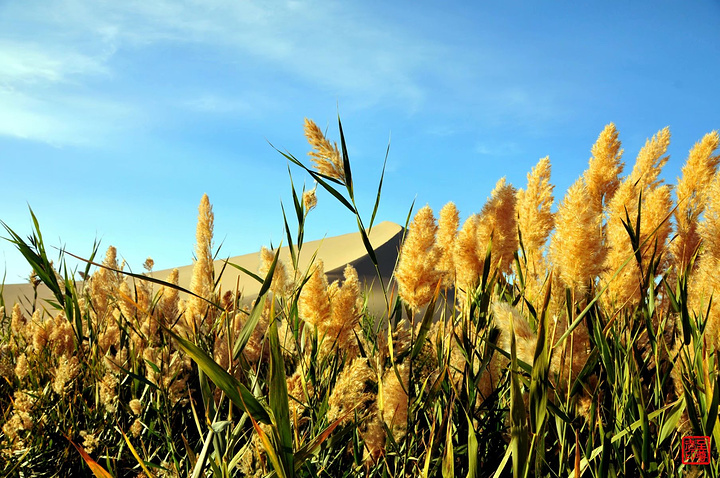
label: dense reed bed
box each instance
[1,119,719,477]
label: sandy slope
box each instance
[2,221,404,316]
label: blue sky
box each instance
[1,1,719,284]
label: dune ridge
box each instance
[2,221,404,314]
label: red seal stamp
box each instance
[682,436,711,465]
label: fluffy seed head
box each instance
[476,178,518,275]
[130,399,142,416]
[15,353,29,381]
[188,194,215,332]
[436,202,460,287]
[325,265,362,354]
[700,173,720,260]
[550,178,605,293]
[159,269,180,323]
[259,247,293,298]
[298,260,331,328]
[89,246,122,320]
[672,131,720,272]
[52,355,79,395]
[81,431,99,455]
[584,123,624,209]
[629,127,671,191]
[395,205,442,310]
[491,301,537,368]
[516,157,555,254]
[328,357,376,424]
[130,419,143,438]
[453,214,482,294]
[11,303,26,338]
[303,186,318,213]
[99,373,119,413]
[382,363,409,442]
[691,173,720,348]
[304,118,344,181]
[602,127,672,307]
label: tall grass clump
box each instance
[1,118,720,477]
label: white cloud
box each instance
[474,140,522,157]
[0,0,580,147]
[0,41,109,86]
[0,0,444,144]
[182,93,282,116]
[0,88,137,146]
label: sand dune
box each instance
[2,221,405,315]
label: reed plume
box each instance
[453,214,482,295]
[516,157,555,254]
[476,178,518,275]
[381,362,409,443]
[286,367,314,423]
[327,264,362,353]
[602,127,671,308]
[52,356,79,395]
[298,260,331,329]
[327,357,376,424]
[584,123,624,210]
[159,268,180,324]
[436,202,459,287]
[259,246,293,298]
[2,390,36,451]
[89,246,122,321]
[516,157,554,303]
[10,303,26,345]
[362,413,385,464]
[549,177,604,293]
[690,172,720,348]
[298,261,361,355]
[304,118,344,182]
[187,194,215,334]
[395,205,442,310]
[303,185,318,213]
[672,131,720,272]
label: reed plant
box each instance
[1,118,719,477]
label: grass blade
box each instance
[337,115,354,199]
[162,324,271,424]
[223,260,264,284]
[249,412,288,478]
[293,414,355,468]
[411,280,442,359]
[658,398,685,446]
[66,435,114,478]
[119,427,156,478]
[369,136,390,230]
[269,315,294,476]
[509,310,529,478]
[466,411,478,478]
[191,428,215,478]
[442,420,454,478]
[233,294,267,360]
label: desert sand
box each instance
[2,221,405,317]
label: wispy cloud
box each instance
[183,94,253,115]
[0,17,125,145]
[182,92,281,116]
[0,88,137,147]
[474,140,522,157]
[0,41,109,85]
[0,0,586,148]
[0,0,443,145]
